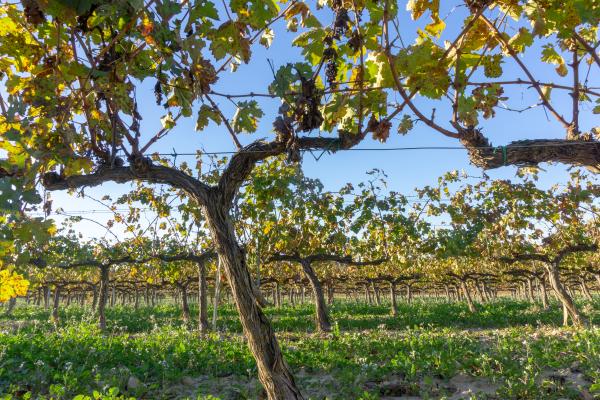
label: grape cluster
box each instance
[465,0,490,13]
[273,104,294,139]
[323,44,338,88]
[324,0,352,89]
[154,81,163,106]
[333,8,350,39]
[273,104,302,163]
[331,0,350,38]
[22,0,46,25]
[348,30,362,54]
[295,76,324,132]
[325,62,338,88]
[192,59,218,95]
[97,49,118,73]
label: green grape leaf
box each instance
[232,100,264,133]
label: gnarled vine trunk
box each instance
[98,265,109,330]
[539,277,549,309]
[327,282,335,305]
[454,284,462,301]
[526,278,535,303]
[474,280,485,302]
[580,278,593,301]
[274,281,281,307]
[91,285,98,310]
[181,284,191,326]
[110,286,115,307]
[254,285,270,307]
[460,280,476,313]
[134,290,139,309]
[202,197,303,399]
[44,286,50,309]
[288,285,295,305]
[52,286,61,324]
[198,261,209,333]
[389,282,398,317]
[545,263,586,326]
[300,260,331,332]
[479,282,488,302]
[371,281,381,306]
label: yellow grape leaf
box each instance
[425,15,446,37]
[263,220,274,234]
[0,269,29,302]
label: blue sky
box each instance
[38,1,597,240]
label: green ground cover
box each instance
[1,299,599,399]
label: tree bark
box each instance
[527,278,535,303]
[389,282,398,317]
[371,281,381,306]
[482,282,491,302]
[212,257,222,330]
[44,286,50,309]
[546,263,586,326]
[300,260,331,332]
[474,280,485,302]
[443,284,451,301]
[254,285,270,307]
[198,261,210,333]
[454,284,462,301]
[202,200,302,399]
[460,129,600,173]
[98,265,109,330]
[51,286,61,324]
[539,277,549,309]
[275,281,281,307]
[460,280,477,313]
[521,282,529,301]
[110,285,115,307]
[580,278,593,301]
[561,302,569,325]
[181,284,191,326]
